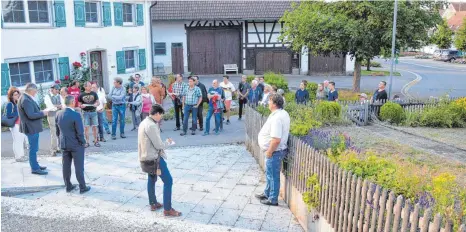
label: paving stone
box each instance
[184,212,214,225]
[237,175,261,186]
[178,191,208,205]
[176,174,203,185]
[288,216,305,232]
[209,165,231,174]
[192,198,224,214]
[191,181,217,193]
[209,207,241,227]
[204,187,233,201]
[215,177,238,189]
[240,204,269,220]
[221,195,249,210]
[229,185,256,197]
[234,217,263,231]
[199,172,224,182]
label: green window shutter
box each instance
[74,0,85,27]
[1,63,11,95]
[113,2,123,26]
[136,4,143,26]
[102,2,112,27]
[58,57,70,80]
[116,51,126,74]
[138,49,146,70]
[54,0,66,27]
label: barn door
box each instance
[255,50,291,74]
[171,43,184,75]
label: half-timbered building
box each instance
[151,1,354,76]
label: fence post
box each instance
[384,192,396,232]
[369,185,381,232]
[392,195,404,232]
[364,101,369,125]
[410,203,421,232]
[400,199,411,232]
[420,208,432,232]
[377,189,388,232]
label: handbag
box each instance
[1,103,18,128]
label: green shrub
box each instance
[314,101,342,125]
[256,105,271,117]
[380,102,405,124]
[284,91,295,103]
[264,72,288,91]
[361,60,382,68]
[306,82,318,102]
[163,107,175,121]
[420,104,465,128]
[286,103,322,136]
[246,75,255,84]
[403,111,422,127]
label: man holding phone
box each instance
[219,75,236,125]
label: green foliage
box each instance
[419,103,465,128]
[380,102,405,125]
[360,60,382,68]
[279,1,442,91]
[306,82,318,102]
[302,174,321,211]
[314,101,342,125]
[163,107,175,121]
[284,91,295,103]
[286,103,322,136]
[454,18,466,55]
[403,111,422,127]
[431,19,455,49]
[264,72,288,91]
[60,53,90,91]
[256,105,271,117]
[246,75,255,84]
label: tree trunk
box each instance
[366,58,371,71]
[353,60,361,92]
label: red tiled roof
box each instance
[448,11,466,31]
[451,2,466,12]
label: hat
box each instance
[51,84,60,90]
[358,93,368,98]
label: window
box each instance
[8,59,56,87]
[85,2,99,23]
[172,43,183,48]
[9,62,31,87]
[33,60,54,84]
[154,43,166,55]
[125,50,136,70]
[123,3,134,24]
[1,0,51,25]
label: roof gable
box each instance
[151,1,296,21]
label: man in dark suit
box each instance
[18,83,49,175]
[55,95,91,194]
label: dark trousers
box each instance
[97,111,104,139]
[239,98,247,119]
[173,102,183,129]
[196,102,204,129]
[62,147,86,190]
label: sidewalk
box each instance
[2,145,303,232]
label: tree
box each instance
[431,19,454,49]
[279,1,443,92]
[454,17,466,59]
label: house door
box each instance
[90,51,104,88]
[171,43,184,75]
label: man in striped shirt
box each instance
[168,74,188,131]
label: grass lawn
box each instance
[361,70,401,76]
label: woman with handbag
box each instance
[138,104,181,217]
[5,87,27,162]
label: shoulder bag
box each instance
[1,103,18,128]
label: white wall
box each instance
[346,54,355,74]
[151,21,189,74]
[247,21,283,45]
[1,0,153,95]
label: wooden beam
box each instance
[263,20,266,45]
[189,21,194,27]
[252,20,261,43]
[268,21,276,43]
[245,20,249,44]
[203,21,208,26]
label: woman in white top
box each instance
[260,84,273,106]
[91,83,108,142]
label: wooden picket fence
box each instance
[244,106,465,232]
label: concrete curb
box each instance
[398,68,422,98]
[2,185,65,197]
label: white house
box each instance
[150,1,354,76]
[1,0,153,98]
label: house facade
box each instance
[151,1,354,76]
[1,0,153,98]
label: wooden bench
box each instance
[224,64,238,75]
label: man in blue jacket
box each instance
[55,95,91,194]
[17,83,49,175]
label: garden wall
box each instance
[244,106,465,232]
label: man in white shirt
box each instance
[59,87,67,109]
[44,84,63,156]
[255,93,290,206]
[92,83,107,142]
[219,75,236,125]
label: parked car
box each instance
[433,49,447,60]
[439,50,461,62]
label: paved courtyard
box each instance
[2,145,303,232]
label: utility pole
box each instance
[388,0,398,100]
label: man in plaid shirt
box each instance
[169,74,188,131]
[181,76,202,136]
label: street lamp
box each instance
[388,0,398,100]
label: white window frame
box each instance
[5,55,59,89]
[1,0,54,28]
[122,47,139,73]
[84,1,102,27]
[122,3,135,26]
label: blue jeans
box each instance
[112,104,126,136]
[182,105,198,133]
[97,111,105,139]
[205,108,221,134]
[147,158,173,211]
[26,133,40,171]
[102,111,110,132]
[264,150,287,204]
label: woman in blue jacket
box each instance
[6,87,27,162]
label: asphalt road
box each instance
[377,58,466,98]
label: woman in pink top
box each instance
[140,86,156,120]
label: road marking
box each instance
[399,61,466,72]
[397,68,422,98]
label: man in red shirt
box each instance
[68,80,81,109]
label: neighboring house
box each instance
[151,1,354,76]
[1,0,153,98]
